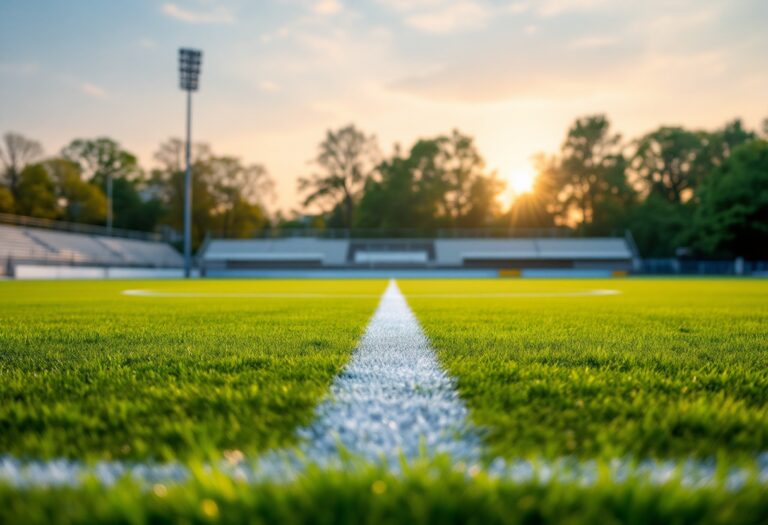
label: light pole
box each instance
[106,174,112,235]
[178,48,202,278]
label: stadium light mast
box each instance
[178,48,202,278]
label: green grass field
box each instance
[401,279,768,462]
[0,280,385,460]
[1,278,766,524]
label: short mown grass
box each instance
[2,277,767,524]
[400,278,768,462]
[0,279,385,461]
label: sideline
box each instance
[121,288,621,299]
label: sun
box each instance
[506,167,535,194]
[497,166,536,208]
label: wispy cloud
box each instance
[395,1,492,34]
[80,82,108,99]
[570,35,616,48]
[313,0,343,15]
[259,80,281,92]
[506,2,531,14]
[405,2,491,33]
[524,24,538,35]
[161,3,235,25]
[537,0,610,17]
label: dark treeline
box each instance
[0,136,274,248]
[1,114,767,257]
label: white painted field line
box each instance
[293,279,482,465]
[122,289,381,298]
[405,289,620,298]
[122,288,620,299]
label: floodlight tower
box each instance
[179,47,202,278]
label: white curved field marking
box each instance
[122,289,382,298]
[121,288,621,299]
[406,289,621,298]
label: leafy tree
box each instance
[162,159,217,248]
[111,177,165,232]
[0,132,44,196]
[355,150,433,231]
[155,140,273,245]
[298,125,380,228]
[709,119,756,162]
[631,126,709,204]
[505,192,554,229]
[61,137,140,188]
[61,137,141,230]
[420,130,502,228]
[624,195,693,257]
[153,137,212,173]
[536,115,633,231]
[208,157,273,238]
[15,164,58,219]
[0,186,14,213]
[692,140,768,258]
[354,132,501,231]
[44,158,106,224]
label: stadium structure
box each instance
[6,214,765,279]
[0,215,183,279]
[1,214,640,279]
[199,234,638,277]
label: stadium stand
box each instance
[201,238,349,270]
[1,222,183,278]
[199,236,636,275]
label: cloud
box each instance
[536,0,610,17]
[402,1,491,33]
[570,35,616,48]
[506,2,531,14]
[81,82,108,99]
[161,3,235,25]
[313,0,343,15]
[259,80,281,92]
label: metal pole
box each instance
[106,173,113,235]
[183,89,193,278]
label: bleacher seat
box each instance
[203,239,349,268]
[0,224,183,269]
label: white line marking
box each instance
[294,279,482,465]
[405,289,621,298]
[121,288,621,299]
[122,289,381,298]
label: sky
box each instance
[1,0,766,212]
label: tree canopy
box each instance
[2,113,767,258]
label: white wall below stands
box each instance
[14,265,190,280]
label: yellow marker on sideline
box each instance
[498,269,522,278]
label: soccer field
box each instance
[1,278,767,524]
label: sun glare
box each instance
[508,168,535,194]
[497,166,536,208]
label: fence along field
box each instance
[0,278,766,524]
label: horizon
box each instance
[1,0,767,213]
